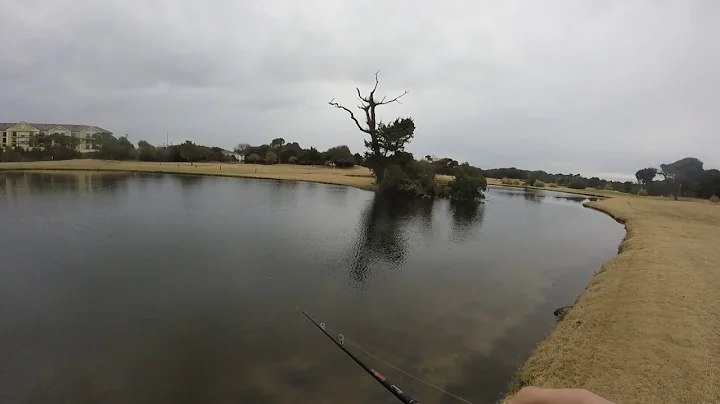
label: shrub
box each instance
[548,183,559,188]
[449,173,487,200]
[710,195,720,203]
[501,177,513,185]
[287,156,299,164]
[265,151,277,164]
[511,179,522,186]
[567,178,587,189]
[246,153,260,163]
[604,183,614,191]
[533,180,546,187]
[637,189,649,196]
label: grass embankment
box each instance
[0,160,378,191]
[507,196,720,404]
[485,177,629,198]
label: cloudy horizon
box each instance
[2,1,718,180]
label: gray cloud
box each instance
[2,0,719,178]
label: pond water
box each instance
[0,172,624,404]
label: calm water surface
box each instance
[0,172,624,404]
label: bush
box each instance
[511,179,522,186]
[710,195,720,203]
[265,151,277,164]
[548,183,559,188]
[246,153,260,163]
[604,183,614,191]
[501,177,513,185]
[533,180,546,187]
[637,189,649,196]
[287,156,299,164]
[567,178,587,189]
[449,173,487,200]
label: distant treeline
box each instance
[235,138,362,167]
[634,157,719,199]
[430,156,720,199]
[0,133,238,163]
[428,157,633,191]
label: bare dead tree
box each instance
[329,71,408,183]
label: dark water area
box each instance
[0,172,624,404]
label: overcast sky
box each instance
[2,1,718,179]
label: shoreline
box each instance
[2,160,620,198]
[505,196,720,404]
[0,160,379,191]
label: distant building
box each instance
[221,149,243,161]
[0,121,112,153]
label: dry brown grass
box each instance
[0,160,377,190]
[507,197,720,404]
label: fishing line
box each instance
[299,308,473,404]
[321,324,474,404]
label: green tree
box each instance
[448,165,487,201]
[234,143,250,155]
[635,167,658,186]
[246,153,260,163]
[526,171,538,187]
[363,118,415,180]
[588,177,604,189]
[698,169,720,199]
[329,72,408,183]
[567,178,587,189]
[324,145,354,163]
[432,158,459,175]
[271,138,286,148]
[660,157,704,199]
[137,140,157,161]
[300,147,323,164]
[279,142,302,163]
[265,151,277,163]
[92,133,135,160]
[353,153,364,166]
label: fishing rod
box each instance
[300,309,420,404]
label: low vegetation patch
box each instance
[711,194,719,203]
[567,178,587,189]
[637,188,649,196]
[533,180,546,187]
[548,183,559,188]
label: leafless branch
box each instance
[356,87,367,103]
[329,98,370,134]
[376,90,409,105]
[370,71,380,99]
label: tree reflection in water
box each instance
[348,193,433,290]
[448,200,486,243]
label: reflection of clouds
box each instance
[448,200,486,243]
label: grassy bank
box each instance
[0,160,378,191]
[485,177,629,198]
[507,196,720,404]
